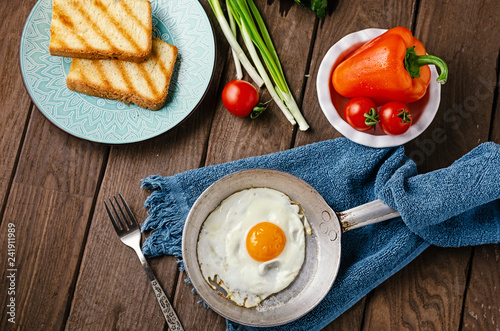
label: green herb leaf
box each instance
[311,0,327,18]
[293,0,327,18]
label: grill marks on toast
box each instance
[91,0,142,55]
[138,66,160,100]
[120,1,149,32]
[78,56,160,100]
[137,46,162,100]
[67,38,178,110]
[51,2,91,52]
[152,48,169,85]
[50,0,152,61]
[93,61,113,90]
[114,61,135,96]
[73,1,121,55]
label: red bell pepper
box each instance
[332,27,448,104]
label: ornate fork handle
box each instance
[134,247,184,331]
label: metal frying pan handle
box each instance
[337,200,400,232]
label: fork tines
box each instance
[104,194,138,232]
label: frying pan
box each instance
[182,169,400,327]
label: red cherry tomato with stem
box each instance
[222,80,260,117]
[378,101,412,135]
[344,97,379,132]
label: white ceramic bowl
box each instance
[316,28,441,148]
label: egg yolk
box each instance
[246,222,286,262]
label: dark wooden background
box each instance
[1,0,499,330]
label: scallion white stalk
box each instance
[240,22,296,125]
[208,0,264,87]
[227,5,243,79]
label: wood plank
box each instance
[0,109,107,329]
[172,1,317,329]
[363,246,471,330]
[64,191,179,330]
[462,244,500,330]
[0,0,37,216]
[405,0,499,172]
[64,105,220,330]
[65,1,230,328]
[322,299,366,331]
[488,49,500,145]
[295,0,417,329]
[0,186,94,329]
[462,57,500,331]
[362,0,500,329]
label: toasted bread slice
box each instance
[67,38,178,110]
[49,0,152,62]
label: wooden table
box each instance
[1,0,499,329]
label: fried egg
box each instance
[196,187,306,308]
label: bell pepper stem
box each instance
[405,47,448,84]
[415,55,448,84]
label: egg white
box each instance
[197,187,306,308]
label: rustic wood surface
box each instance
[1,0,499,330]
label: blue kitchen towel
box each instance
[140,138,500,331]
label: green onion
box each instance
[227,0,309,130]
[208,0,264,87]
[239,16,296,124]
[209,0,309,130]
[227,5,243,79]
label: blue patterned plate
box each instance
[20,0,216,144]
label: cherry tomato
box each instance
[378,101,412,135]
[222,80,259,117]
[344,97,378,132]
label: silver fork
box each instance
[104,194,184,331]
